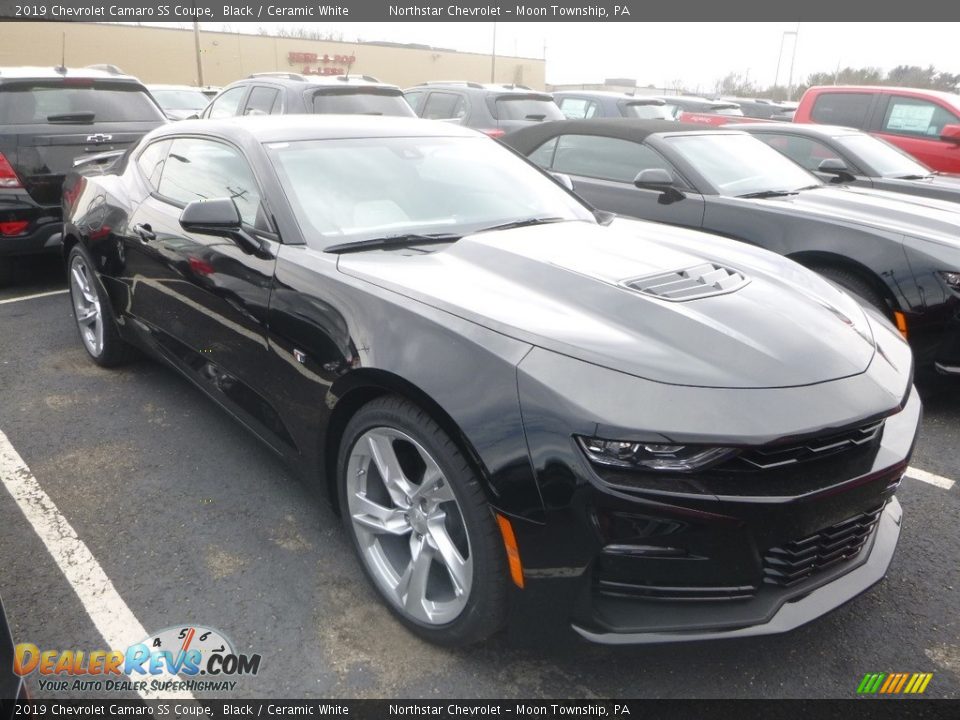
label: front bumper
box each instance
[573,496,902,644]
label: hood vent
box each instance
[622,263,749,301]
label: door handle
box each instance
[133,223,156,242]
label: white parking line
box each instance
[0,289,68,305]
[905,466,956,490]
[0,429,194,701]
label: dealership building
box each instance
[1,22,546,89]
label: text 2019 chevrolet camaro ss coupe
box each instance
[62,117,920,646]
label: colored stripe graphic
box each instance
[857,672,932,694]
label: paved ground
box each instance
[1,258,958,700]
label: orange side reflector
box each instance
[894,311,909,340]
[495,513,525,589]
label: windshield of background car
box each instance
[151,89,209,112]
[266,135,595,244]
[834,133,931,177]
[494,96,565,121]
[311,88,414,116]
[0,82,165,123]
[623,102,673,120]
[666,133,820,196]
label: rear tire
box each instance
[337,395,508,646]
[811,265,889,317]
[67,244,136,367]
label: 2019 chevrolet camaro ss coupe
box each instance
[62,117,920,646]
[503,119,960,377]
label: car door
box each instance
[871,94,960,173]
[124,135,292,453]
[201,85,248,119]
[531,133,705,227]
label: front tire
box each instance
[811,265,889,317]
[337,396,508,646]
[67,245,135,367]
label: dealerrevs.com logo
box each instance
[13,625,261,693]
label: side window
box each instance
[551,134,679,184]
[421,92,467,121]
[244,86,279,116]
[756,134,841,172]
[810,92,874,128]
[558,98,595,120]
[528,137,559,168]
[404,90,426,114]
[881,96,960,138]
[136,139,171,191]
[157,138,263,229]
[206,86,246,119]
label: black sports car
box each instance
[503,119,960,376]
[736,122,960,203]
[62,116,919,645]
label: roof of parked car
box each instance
[806,85,960,107]
[730,123,861,136]
[149,115,482,143]
[552,90,666,103]
[148,84,209,91]
[0,66,142,82]
[503,118,729,151]
[239,73,400,89]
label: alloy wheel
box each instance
[69,255,104,357]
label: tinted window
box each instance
[421,92,467,121]
[404,90,426,114]
[158,138,262,227]
[495,97,564,121]
[150,89,209,112]
[0,83,164,124]
[881,96,960,138]
[311,89,413,116]
[810,92,874,128]
[244,86,279,116]
[206,86,246,119]
[558,98,599,120]
[528,137,559,168]
[548,134,676,183]
[136,139,171,191]
[755,134,842,172]
[834,133,930,177]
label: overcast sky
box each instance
[200,21,960,92]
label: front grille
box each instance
[737,419,884,470]
[622,262,749,301]
[596,579,757,602]
[763,504,884,587]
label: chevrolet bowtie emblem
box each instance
[85,133,113,143]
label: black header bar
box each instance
[1,0,960,22]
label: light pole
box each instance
[490,22,497,83]
[193,20,205,87]
[786,23,800,101]
[773,28,797,100]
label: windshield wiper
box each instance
[47,112,95,123]
[472,217,566,233]
[324,233,460,254]
[736,189,798,199]
[897,174,935,180]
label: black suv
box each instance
[201,73,416,119]
[0,66,165,285]
[403,82,564,138]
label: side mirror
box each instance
[550,172,575,191]
[180,198,268,256]
[817,157,856,183]
[940,124,960,145]
[633,168,685,203]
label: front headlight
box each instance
[938,271,960,293]
[576,436,738,472]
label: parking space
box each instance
[1,267,959,700]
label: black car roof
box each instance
[729,122,861,137]
[502,118,729,152]
[0,66,144,84]
[149,115,480,144]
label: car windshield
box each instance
[0,83,164,123]
[267,135,594,246]
[151,89,209,111]
[623,102,673,120]
[311,89,413,116]
[495,97,564,121]
[833,133,931,178]
[666,133,819,196]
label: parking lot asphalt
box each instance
[1,258,959,700]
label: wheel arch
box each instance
[787,250,901,312]
[322,369,493,513]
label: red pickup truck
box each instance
[794,86,960,173]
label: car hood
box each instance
[755,185,960,247]
[337,219,879,389]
